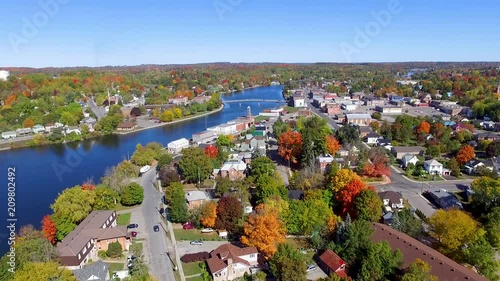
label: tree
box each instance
[325,135,341,155]
[51,186,96,224]
[178,147,213,183]
[159,166,181,187]
[216,134,232,147]
[286,191,335,235]
[94,185,119,209]
[241,204,286,258]
[278,130,303,164]
[447,158,461,177]
[41,215,57,244]
[335,124,360,145]
[483,207,500,248]
[106,241,122,258]
[391,208,423,239]
[12,262,75,281]
[130,107,141,117]
[23,117,34,128]
[428,209,480,255]
[269,243,306,281]
[333,219,374,264]
[462,235,500,280]
[401,259,438,281]
[157,153,173,168]
[161,109,174,122]
[215,195,243,233]
[200,201,217,228]
[353,189,382,222]
[273,117,291,139]
[204,145,218,158]
[356,241,402,281]
[471,176,500,212]
[486,141,500,157]
[363,148,391,177]
[416,120,431,135]
[329,168,360,193]
[249,156,277,182]
[173,107,182,118]
[165,182,189,223]
[337,178,370,215]
[455,145,475,165]
[254,173,287,204]
[120,183,144,206]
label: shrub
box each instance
[106,242,123,258]
[415,209,428,223]
[98,250,107,259]
[180,252,210,263]
[120,183,144,206]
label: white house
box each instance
[378,191,404,209]
[65,127,81,135]
[32,124,45,133]
[401,153,419,168]
[167,138,189,154]
[293,98,305,107]
[365,132,380,144]
[207,244,259,281]
[424,159,444,175]
[1,131,17,139]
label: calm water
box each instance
[0,86,284,254]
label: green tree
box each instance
[249,156,277,182]
[12,262,76,281]
[335,124,360,145]
[471,176,500,213]
[216,134,232,147]
[391,208,423,239]
[483,207,500,248]
[273,117,291,139]
[286,190,334,235]
[93,185,118,209]
[353,189,382,222]
[356,241,403,281]
[178,147,213,183]
[165,182,189,223]
[333,219,373,264]
[157,153,173,169]
[401,259,438,281]
[106,241,123,258]
[269,243,307,281]
[462,235,500,281]
[254,173,287,204]
[51,186,96,224]
[120,183,144,206]
[447,158,461,177]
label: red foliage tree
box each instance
[204,145,218,158]
[325,135,341,155]
[363,148,391,177]
[278,130,303,164]
[41,215,57,244]
[416,120,431,135]
[456,145,475,165]
[81,182,96,191]
[337,178,371,215]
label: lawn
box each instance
[254,115,268,122]
[116,213,131,226]
[284,106,300,113]
[114,203,136,211]
[186,276,204,281]
[106,262,124,275]
[173,229,225,241]
[182,262,203,276]
[129,241,143,255]
[285,238,315,264]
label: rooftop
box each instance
[345,113,371,119]
[185,191,209,202]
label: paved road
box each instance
[305,99,340,130]
[140,168,176,281]
[87,97,106,120]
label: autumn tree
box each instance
[401,259,438,281]
[471,176,500,212]
[278,130,303,164]
[353,189,382,222]
[428,209,481,255]
[416,120,431,135]
[23,117,35,128]
[12,262,76,281]
[215,195,243,233]
[241,204,286,258]
[269,243,307,281]
[337,178,370,215]
[41,215,57,244]
[455,145,475,165]
[329,168,360,193]
[325,135,341,155]
[159,166,181,187]
[204,145,218,158]
[199,201,217,228]
[161,109,174,122]
[362,148,391,178]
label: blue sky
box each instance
[0,0,499,67]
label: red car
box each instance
[183,222,194,230]
[130,231,137,237]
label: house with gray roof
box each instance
[73,260,109,281]
[401,153,419,168]
[391,146,424,159]
[429,189,463,210]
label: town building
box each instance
[324,103,341,116]
[116,121,137,131]
[375,105,403,114]
[206,244,259,281]
[345,113,372,126]
[341,103,358,111]
[378,191,404,209]
[365,131,380,144]
[401,153,419,168]
[220,160,247,180]
[428,189,463,210]
[390,146,424,159]
[185,191,210,210]
[193,130,218,144]
[364,98,386,106]
[72,260,110,281]
[316,154,335,173]
[57,210,131,269]
[1,131,17,139]
[167,138,190,154]
[168,97,188,105]
[293,97,305,107]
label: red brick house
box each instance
[324,103,341,116]
[318,250,348,279]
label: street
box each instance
[140,168,176,281]
[87,96,106,120]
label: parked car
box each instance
[140,165,151,174]
[307,264,317,272]
[153,225,160,232]
[183,222,194,230]
[127,224,138,229]
[127,255,135,262]
[201,228,214,233]
[190,240,203,245]
[130,231,137,237]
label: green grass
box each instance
[284,106,300,113]
[129,242,143,255]
[106,262,124,275]
[116,213,131,226]
[254,115,268,122]
[182,262,203,276]
[186,276,204,281]
[173,229,225,241]
[114,203,136,211]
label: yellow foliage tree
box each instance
[12,261,76,281]
[428,209,482,254]
[330,168,361,193]
[173,107,182,119]
[161,110,174,122]
[200,201,217,228]
[263,195,290,221]
[240,204,286,258]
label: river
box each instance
[0,86,284,255]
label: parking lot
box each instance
[177,241,229,256]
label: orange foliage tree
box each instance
[41,215,57,244]
[363,149,391,177]
[23,118,35,128]
[81,179,96,191]
[240,204,286,258]
[278,130,303,164]
[204,145,218,158]
[200,201,217,228]
[4,94,16,106]
[456,145,475,165]
[337,177,372,215]
[325,135,341,155]
[416,120,431,135]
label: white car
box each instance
[140,165,151,173]
[306,264,317,272]
[201,228,214,233]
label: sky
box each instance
[0,0,499,67]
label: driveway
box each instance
[306,265,328,280]
[177,241,229,257]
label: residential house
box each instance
[371,223,489,281]
[377,138,391,147]
[193,130,218,144]
[57,211,131,269]
[423,159,444,175]
[32,124,45,133]
[378,191,404,209]
[167,138,189,154]
[73,260,110,281]
[318,250,348,279]
[316,154,334,173]
[1,131,16,139]
[475,132,500,142]
[401,153,419,168]
[192,95,211,104]
[341,103,358,111]
[365,131,380,144]
[324,103,341,116]
[451,122,473,133]
[358,126,373,138]
[428,189,463,210]
[338,144,359,157]
[116,121,137,131]
[206,244,259,281]
[16,127,32,136]
[364,97,386,106]
[391,146,424,159]
[168,97,188,105]
[220,160,247,180]
[65,126,81,135]
[185,191,210,210]
[465,159,487,174]
[345,113,371,126]
[249,136,266,153]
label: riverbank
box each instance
[114,104,224,135]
